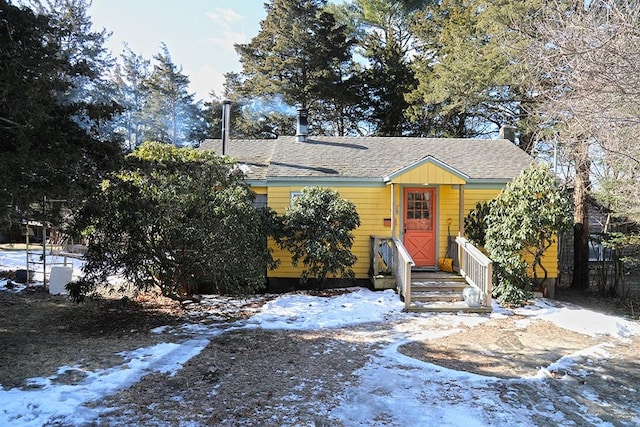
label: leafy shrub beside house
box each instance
[464,200,492,247]
[70,146,361,300]
[466,163,572,306]
[70,142,277,300]
[276,187,361,287]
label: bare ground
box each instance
[1,285,639,426]
[0,287,185,389]
[399,318,640,425]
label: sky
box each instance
[89,0,268,102]
[1,249,640,425]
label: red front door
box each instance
[403,188,436,267]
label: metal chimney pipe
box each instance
[296,106,308,143]
[221,100,231,155]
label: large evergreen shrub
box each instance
[276,187,361,287]
[70,142,277,300]
[485,163,572,306]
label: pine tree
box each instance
[407,0,540,142]
[143,44,204,146]
[0,0,122,228]
[23,0,120,138]
[235,0,358,135]
[110,45,152,150]
[334,0,422,136]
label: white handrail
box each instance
[392,238,415,309]
[456,236,493,308]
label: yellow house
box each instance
[200,117,553,312]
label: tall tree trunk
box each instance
[572,148,590,289]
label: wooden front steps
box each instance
[405,271,491,313]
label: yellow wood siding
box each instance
[389,163,465,185]
[267,185,391,279]
[437,187,501,260]
[437,185,460,259]
[525,244,559,280]
[391,184,401,238]
[463,188,503,212]
[252,186,267,195]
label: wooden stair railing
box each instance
[456,235,493,309]
[392,238,415,309]
[370,236,493,312]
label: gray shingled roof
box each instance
[200,136,532,182]
[199,139,276,180]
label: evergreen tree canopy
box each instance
[143,43,205,146]
[0,0,122,227]
[407,0,538,143]
[234,0,358,136]
[333,0,424,136]
[72,142,276,300]
[22,0,122,140]
[110,45,152,150]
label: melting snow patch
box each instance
[515,302,640,340]
[332,339,501,426]
[150,325,170,334]
[0,339,209,426]
[247,288,404,330]
[534,343,614,379]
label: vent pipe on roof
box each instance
[296,106,308,143]
[499,125,516,143]
[221,100,231,155]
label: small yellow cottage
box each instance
[200,111,552,312]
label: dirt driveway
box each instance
[1,286,638,426]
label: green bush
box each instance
[486,163,572,306]
[464,200,493,247]
[71,142,277,300]
[276,187,361,287]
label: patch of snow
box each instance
[514,302,640,340]
[246,288,404,330]
[535,343,614,379]
[150,325,170,334]
[0,339,209,426]
[0,249,85,288]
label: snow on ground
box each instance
[1,249,639,426]
[0,340,210,427]
[512,299,640,340]
[0,248,85,292]
[246,288,405,330]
